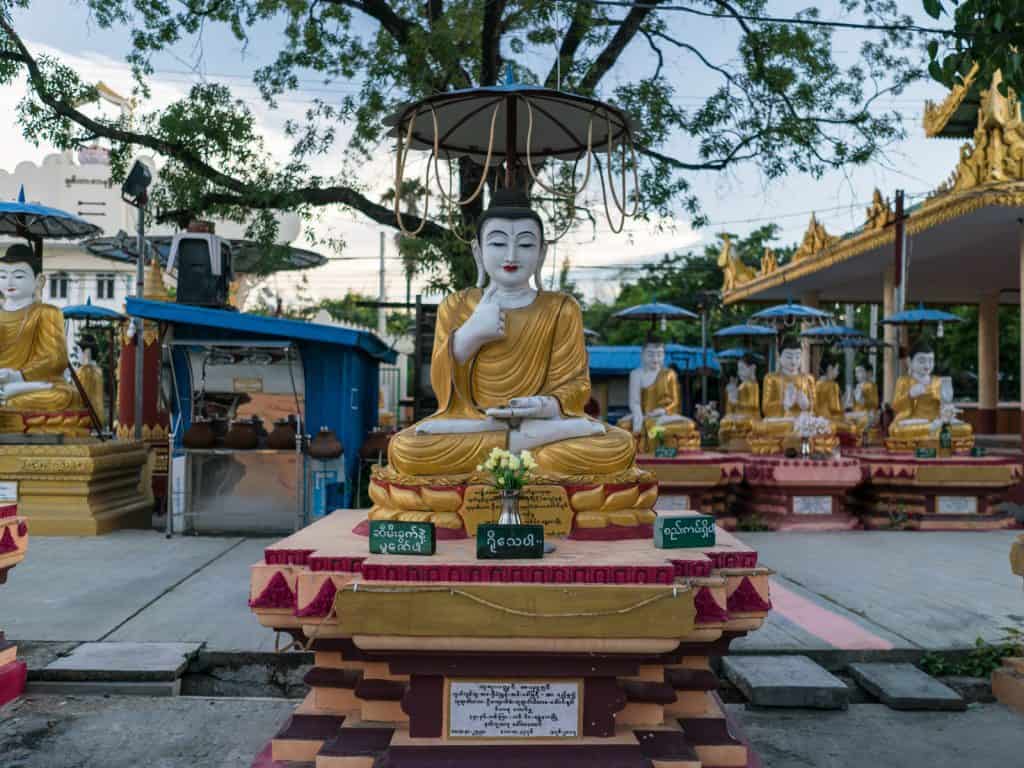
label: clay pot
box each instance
[224,418,260,450]
[183,419,216,449]
[266,418,297,450]
[308,426,343,460]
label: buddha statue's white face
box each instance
[779,347,802,376]
[642,343,665,372]
[855,365,869,384]
[473,217,545,291]
[738,359,756,382]
[910,351,934,379]
[0,260,41,309]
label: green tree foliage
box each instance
[249,278,410,335]
[583,224,791,348]
[923,0,1024,97]
[0,1,923,289]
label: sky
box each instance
[0,0,965,308]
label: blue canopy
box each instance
[62,297,125,322]
[749,301,833,325]
[613,301,698,321]
[714,323,777,338]
[715,347,765,362]
[800,324,864,339]
[836,336,892,349]
[881,304,961,325]
[588,344,718,376]
[0,186,103,239]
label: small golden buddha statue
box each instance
[75,334,106,426]
[814,356,856,439]
[617,343,699,452]
[718,355,761,449]
[749,335,836,453]
[376,191,651,532]
[886,338,974,452]
[844,360,879,436]
[0,244,87,434]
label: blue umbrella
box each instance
[612,301,699,321]
[0,185,103,240]
[800,324,864,339]
[881,303,961,338]
[714,323,778,338]
[62,297,125,322]
[749,300,833,327]
[715,347,765,363]
[836,336,892,349]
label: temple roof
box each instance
[923,63,983,139]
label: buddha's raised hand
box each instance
[452,287,506,363]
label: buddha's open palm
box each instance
[485,396,560,421]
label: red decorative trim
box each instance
[0,505,17,519]
[16,521,27,538]
[264,548,315,566]
[249,570,296,610]
[568,523,654,541]
[706,550,758,569]
[0,660,27,707]
[360,562,675,585]
[310,555,365,573]
[672,560,713,578]
[0,527,16,554]
[727,577,772,613]
[694,587,729,624]
[296,578,338,618]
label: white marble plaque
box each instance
[655,494,691,514]
[0,481,17,503]
[793,495,833,515]
[936,496,977,515]
[447,680,581,739]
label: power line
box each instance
[589,1,966,37]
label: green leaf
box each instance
[923,0,943,19]
[927,40,939,60]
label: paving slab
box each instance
[848,663,966,711]
[722,654,849,709]
[39,641,201,681]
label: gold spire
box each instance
[143,258,169,301]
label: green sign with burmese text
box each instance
[654,513,716,549]
[369,520,436,555]
[476,523,545,559]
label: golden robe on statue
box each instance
[719,380,760,443]
[617,368,699,452]
[814,379,856,437]
[846,381,879,433]
[0,303,81,412]
[887,375,973,449]
[388,289,636,478]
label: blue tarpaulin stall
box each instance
[126,298,396,521]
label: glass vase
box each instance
[497,489,522,526]
[800,435,811,458]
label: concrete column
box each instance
[843,304,855,394]
[1020,224,1024,443]
[801,291,820,376]
[978,292,1000,434]
[883,266,898,403]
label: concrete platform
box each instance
[848,662,965,710]
[722,654,849,709]
[40,641,201,681]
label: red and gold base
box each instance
[0,505,28,708]
[737,456,863,531]
[845,450,1021,530]
[637,453,745,529]
[249,510,771,768]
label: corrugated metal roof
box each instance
[126,297,397,363]
[587,344,718,376]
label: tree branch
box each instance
[544,1,593,88]
[636,138,759,172]
[322,0,421,46]
[579,0,664,92]
[480,0,508,86]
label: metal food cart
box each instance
[125,298,396,535]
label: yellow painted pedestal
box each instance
[0,440,152,535]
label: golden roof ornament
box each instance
[791,213,838,263]
[864,189,895,230]
[759,247,778,276]
[717,233,757,291]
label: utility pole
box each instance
[893,189,908,311]
[378,231,386,337]
[134,206,145,440]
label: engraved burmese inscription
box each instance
[460,486,573,536]
[447,680,581,739]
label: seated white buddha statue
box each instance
[380,190,646,530]
[886,339,973,451]
[617,343,699,452]
[718,355,761,448]
[0,243,87,434]
[844,360,880,435]
[750,335,835,450]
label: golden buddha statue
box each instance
[844,360,880,435]
[616,343,700,452]
[718,355,761,449]
[814,356,856,439]
[749,335,836,453]
[0,244,88,434]
[75,334,106,426]
[885,338,974,452]
[375,191,652,532]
